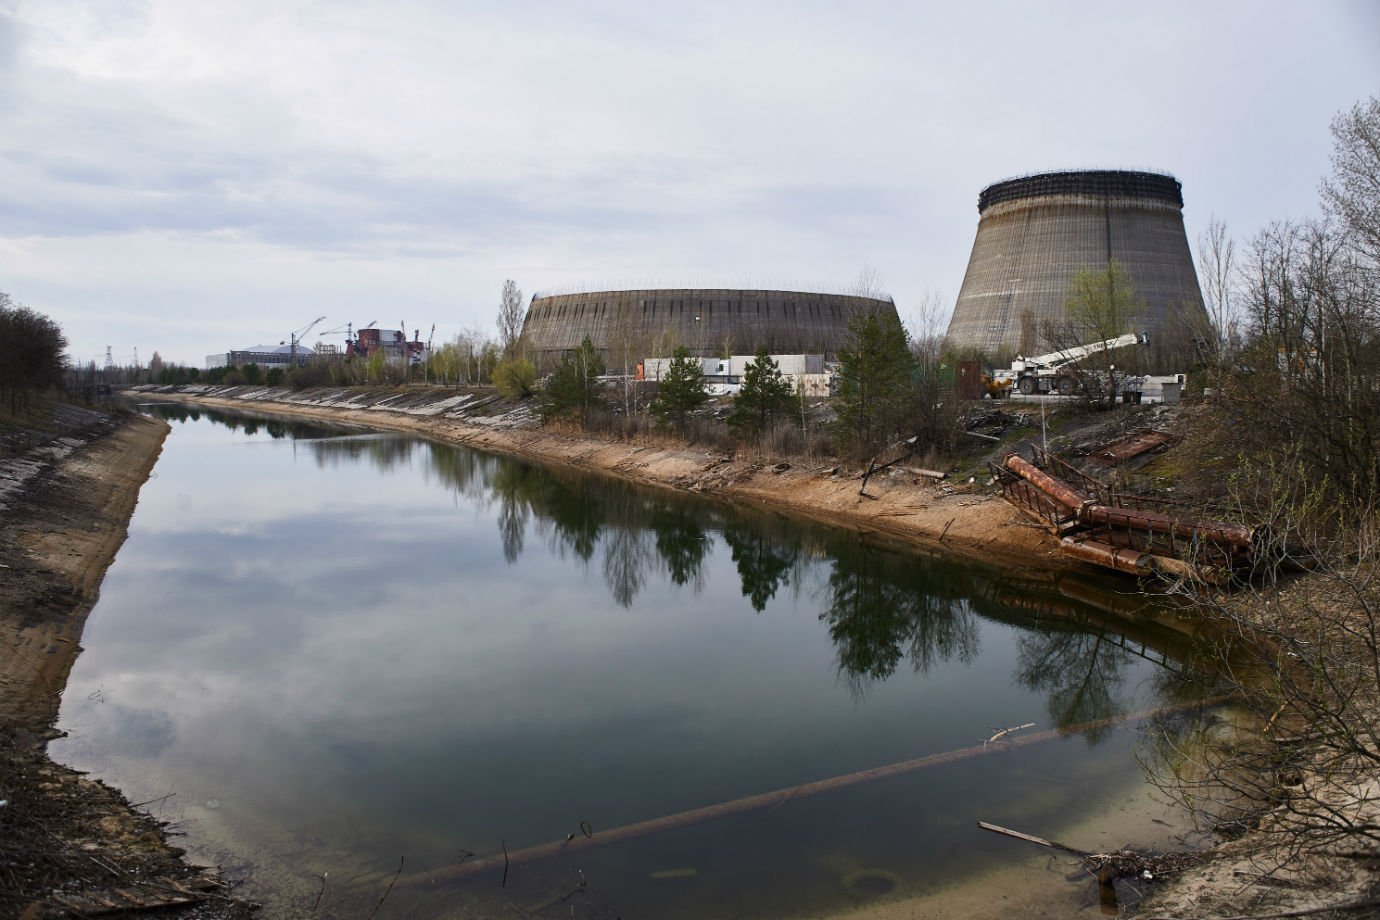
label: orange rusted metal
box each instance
[997,448,1261,582]
[1004,454,1090,513]
[1081,503,1258,550]
[1059,537,1158,576]
[1090,428,1179,466]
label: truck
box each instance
[1008,332,1149,396]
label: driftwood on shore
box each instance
[977,820,1199,889]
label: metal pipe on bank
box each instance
[1003,454,1090,514]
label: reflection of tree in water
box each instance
[488,470,715,606]
[309,435,418,472]
[147,404,203,424]
[538,479,603,563]
[603,525,654,607]
[487,463,601,564]
[722,522,799,612]
[820,538,980,694]
[487,464,532,564]
[650,504,710,590]
[146,404,344,440]
[1014,627,1134,745]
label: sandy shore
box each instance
[140,387,1066,574]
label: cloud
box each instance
[0,1,1376,364]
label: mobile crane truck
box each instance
[1004,332,1149,396]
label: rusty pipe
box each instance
[1059,537,1158,576]
[1060,536,1229,585]
[1081,503,1259,550]
[1003,454,1090,513]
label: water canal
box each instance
[52,404,1216,917]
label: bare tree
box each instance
[906,289,949,366]
[607,323,652,424]
[1197,215,1238,359]
[1144,468,1380,870]
[852,263,884,300]
[496,279,525,359]
[1064,260,1145,407]
[1229,218,1380,504]
[1321,95,1380,263]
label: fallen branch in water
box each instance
[364,856,403,920]
[977,821,1088,857]
[977,821,1199,884]
[985,723,1035,747]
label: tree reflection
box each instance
[1014,628,1135,745]
[144,404,345,440]
[603,525,654,607]
[650,504,710,590]
[309,435,417,472]
[156,407,1194,732]
[820,538,980,694]
[537,478,602,563]
[722,523,798,612]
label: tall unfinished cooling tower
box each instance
[945,170,1207,358]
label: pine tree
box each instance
[650,346,708,432]
[539,336,606,422]
[832,311,915,459]
[728,346,796,440]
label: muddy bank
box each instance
[0,410,167,738]
[130,384,1065,573]
[0,405,255,918]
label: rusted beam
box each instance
[1081,503,1259,550]
[1059,536,1226,584]
[1059,537,1159,576]
[1003,454,1090,513]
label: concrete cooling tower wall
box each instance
[521,288,899,368]
[945,170,1208,359]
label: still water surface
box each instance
[53,405,1206,917]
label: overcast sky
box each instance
[2,1,1377,367]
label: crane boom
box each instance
[288,315,327,367]
[1007,332,1148,397]
[1012,332,1147,373]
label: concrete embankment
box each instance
[129,383,1067,572]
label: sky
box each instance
[1,1,1377,368]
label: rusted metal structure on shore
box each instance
[992,446,1264,582]
[946,170,1209,360]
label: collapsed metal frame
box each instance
[992,448,1263,583]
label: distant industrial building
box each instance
[945,170,1209,359]
[349,328,429,365]
[521,287,897,369]
[205,344,328,370]
[206,327,429,371]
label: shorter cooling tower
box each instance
[945,170,1208,358]
[521,288,898,368]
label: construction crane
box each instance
[1007,332,1148,396]
[318,322,355,346]
[287,316,327,367]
